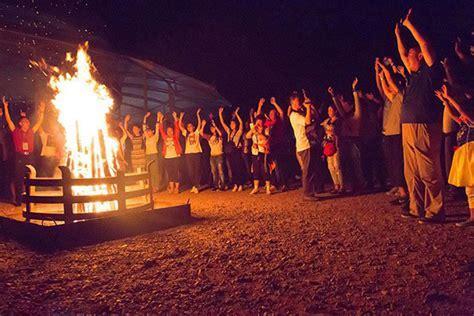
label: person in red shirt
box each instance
[3,97,45,206]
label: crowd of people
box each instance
[0,9,472,226]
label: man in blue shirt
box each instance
[395,9,445,223]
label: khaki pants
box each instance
[402,123,444,217]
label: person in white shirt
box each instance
[288,91,318,200]
[201,119,225,190]
[143,112,160,192]
[179,109,203,193]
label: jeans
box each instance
[296,147,317,196]
[210,155,225,189]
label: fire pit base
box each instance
[0,203,192,249]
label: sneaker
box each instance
[232,185,238,192]
[456,219,474,228]
[418,214,446,224]
[280,185,287,192]
[194,187,199,194]
[238,185,243,192]
[249,187,259,195]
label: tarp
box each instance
[0,28,231,118]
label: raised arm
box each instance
[327,87,346,118]
[270,97,284,118]
[123,114,133,139]
[143,111,151,135]
[157,112,166,138]
[374,59,386,101]
[303,94,312,126]
[31,101,46,133]
[352,77,362,120]
[178,112,186,135]
[196,108,202,131]
[395,23,410,72]
[234,107,243,133]
[402,9,436,67]
[218,107,230,134]
[2,97,15,131]
[379,62,400,95]
[379,72,396,102]
[256,98,265,116]
[442,85,474,124]
[200,119,210,140]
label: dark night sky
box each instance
[2,0,474,107]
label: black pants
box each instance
[229,149,245,185]
[252,153,269,182]
[270,145,290,187]
[382,134,405,188]
[14,153,33,203]
[360,136,387,189]
[164,157,180,183]
[186,153,202,187]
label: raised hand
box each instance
[402,8,413,27]
[234,107,240,114]
[327,86,335,96]
[218,107,224,114]
[441,84,449,98]
[124,114,131,122]
[2,96,8,107]
[172,112,178,120]
[434,90,445,103]
[197,108,202,115]
[352,77,359,91]
[145,112,151,118]
[201,119,207,126]
[157,112,163,122]
[270,97,277,105]
[394,22,401,36]
[258,98,265,107]
[179,112,185,120]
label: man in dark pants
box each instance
[288,92,319,201]
[3,97,45,206]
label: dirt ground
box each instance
[0,189,473,314]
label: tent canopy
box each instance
[0,28,231,120]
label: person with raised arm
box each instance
[288,91,318,200]
[435,85,473,227]
[158,111,182,194]
[395,8,445,223]
[143,112,160,192]
[123,114,146,173]
[265,97,289,191]
[179,109,203,194]
[3,97,45,206]
[219,106,245,192]
[376,58,408,206]
[200,118,225,191]
[328,78,364,194]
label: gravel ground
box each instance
[0,189,473,314]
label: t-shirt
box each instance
[289,111,310,152]
[208,135,223,156]
[182,130,202,154]
[228,129,243,148]
[401,62,443,124]
[145,133,159,155]
[164,137,178,159]
[382,92,403,136]
[266,117,285,148]
[12,128,34,155]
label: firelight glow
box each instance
[46,42,118,212]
